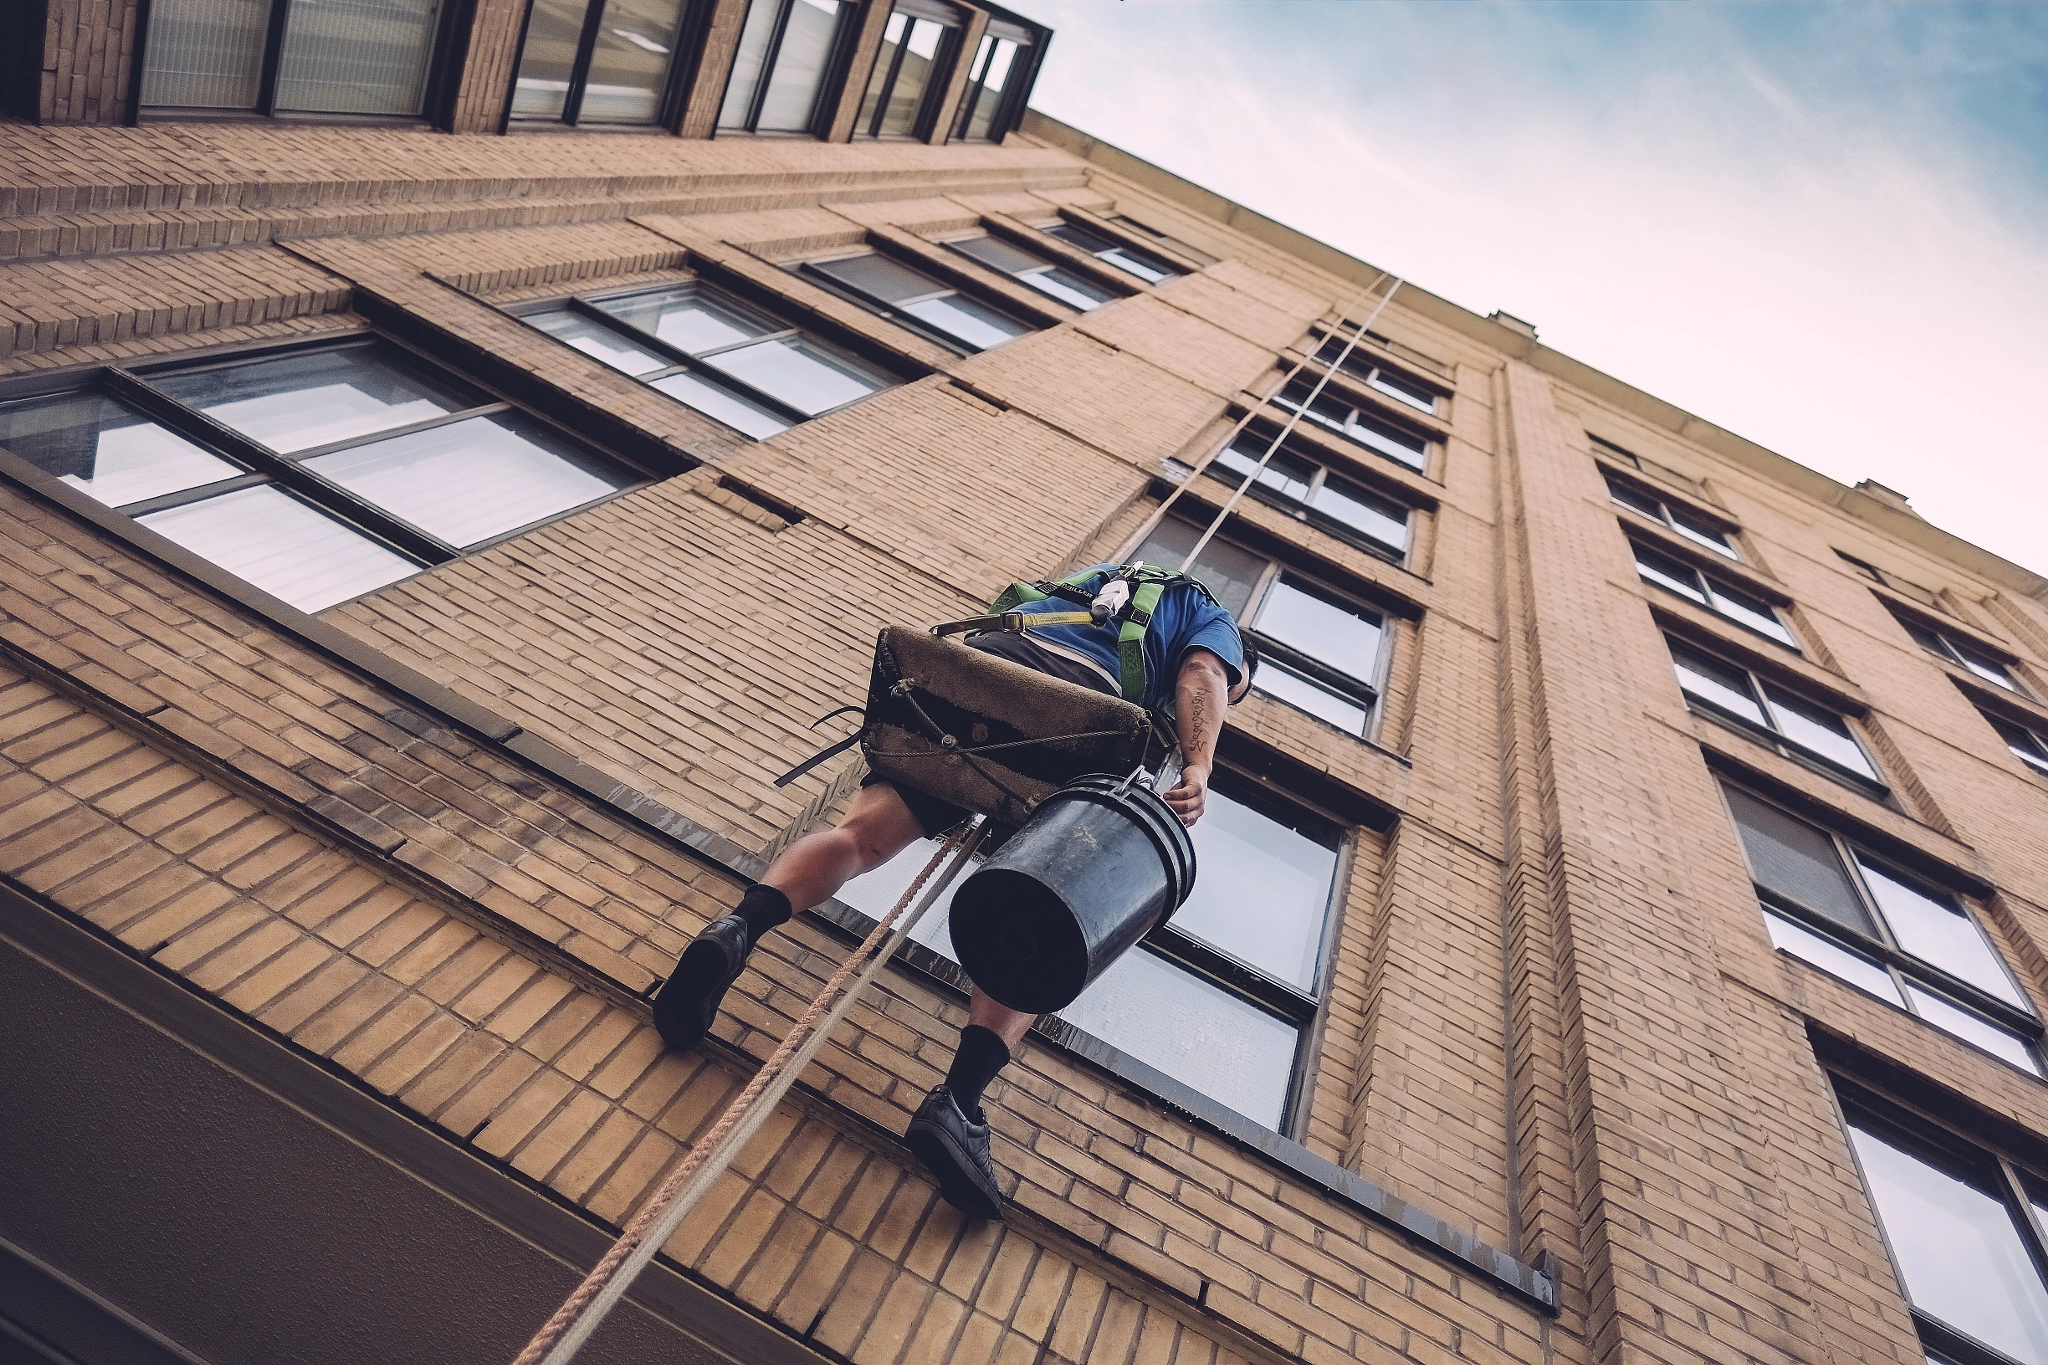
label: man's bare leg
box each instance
[758,782,928,911]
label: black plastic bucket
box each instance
[948,773,1197,1014]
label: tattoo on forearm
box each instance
[1186,691,1208,763]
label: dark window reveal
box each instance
[0,341,638,614]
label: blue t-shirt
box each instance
[1009,564,1245,712]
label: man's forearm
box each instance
[1174,654,1229,773]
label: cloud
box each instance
[1022,1,2048,577]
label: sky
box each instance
[1019,1,2048,579]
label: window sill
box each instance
[1771,947,2044,1084]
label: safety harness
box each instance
[932,561,1223,710]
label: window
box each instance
[0,340,637,614]
[842,772,1343,1132]
[1892,611,2028,694]
[1605,474,1739,559]
[1182,430,1410,563]
[1137,515,1385,737]
[137,0,444,116]
[509,0,689,125]
[945,234,1117,311]
[1269,376,1430,472]
[1588,433,1705,499]
[1836,1088,2048,1365]
[1310,335,1441,416]
[1107,215,1219,268]
[1670,638,1882,791]
[1983,712,2048,779]
[801,251,1030,352]
[1040,222,1180,284]
[1723,783,2037,1073]
[1839,549,1953,616]
[855,0,959,138]
[510,284,892,438]
[718,0,851,134]
[1633,540,1797,648]
[951,22,1034,142]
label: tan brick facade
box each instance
[5,94,2048,1365]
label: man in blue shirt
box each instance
[654,562,1254,1219]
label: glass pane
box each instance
[138,0,267,108]
[273,0,438,115]
[150,348,474,453]
[1763,911,1903,1003]
[1132,517,1265,619]
[1764,687,1879,780]
[1633,544,1708,604]
[649,370,790,438]
[1858,858,2027,1009]
[950,32,990,136]
[1955,644,2019,691]
[1310,476,1409,552]
[1256,579,1381,683]
[1367,370,1436,414]
[1907,987,2041,1074]
[1670,645,1768,727]
[1253,662,1370,735]
[1336,406,1429,469]
[0,392,240,507]
[1669,506,1739,559]
[1214,435,1314,503]
[1019,269,1111,312]
[524,308,670,375]
[963,37,1017,140]
[138,485,417,612]
[303,413,626,547]
[1044,222,1114,255]
[856,11,907,133]
[702,337,882,416]
[579,0,686,123]
[810,252,945,304]
[591,286,775,355]
[1722,785,1874,936]
[510,0,585,119]
[756,0,843,131]
[1847,1118,2048,1365]
[1606,478,1666,521]
[1099,246,1174,283]
[717,0,779,128]
[1058,947,1298,1129]
[875,15,943,137]
[952,235,1048,276]
[1172,788,1337,989]
[1707,581,1797,646]
[901,295,1027,350]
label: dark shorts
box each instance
[861,631,1117,837]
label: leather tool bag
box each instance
[860,626,1152,828]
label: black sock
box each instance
[733,884,793,944]
[946,1025,1011,1114]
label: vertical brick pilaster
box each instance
[675,0,754,138]
[922,3,984,145]
[819,0,892,143]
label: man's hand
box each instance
[1162,761,1210,826]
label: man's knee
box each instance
[838,783,925,869]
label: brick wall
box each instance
[5,122,2048,1365]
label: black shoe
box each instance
[906,1084,1004,1220]
[652,915,752,1051]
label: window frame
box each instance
[1839,548,1955,617]
[796,249,1034,354]
[1180,428,1413,566]
[1588,433,1706,500]
[1980,708,2048,780]
[1268,374,1434,475]
[503,0,696,129]
[1604,471,1741,560]
[854,0,962,140]
[1724,782,2039,1065]
[714,0,856,137]
[1670,636,1884,796]
[0,332,651,609]
[1307,332,1447,417]
[503,281,896,435]
[1632,538,1798,649]
[1037,221,1181,285]
[941,232,1118,312]
[1891,607,2031,697]
[949,18,1036,142]
[1832,1080,2048,1365]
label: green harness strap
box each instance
[984,565,1217,717]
